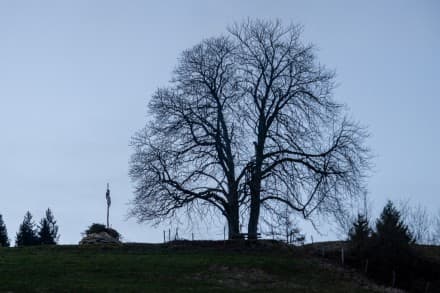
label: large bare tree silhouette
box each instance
[130,20,370,239]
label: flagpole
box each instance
[106,183,110,228]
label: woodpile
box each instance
[79,232,122,245]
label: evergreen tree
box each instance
[374,200,413,248]
[370,200,414,287]
[15,211,39,246]
[348,213,371,259]
[38,208,59,244]
[0,214,10,247]
[349,214,371,243]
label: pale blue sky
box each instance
[0,0,439,244]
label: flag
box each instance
[106,183,111,207]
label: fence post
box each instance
[364,259,369,274]
[341,247,345,265]
[192,232,194,241]
[392,270,396,288]
[425,281,430,293]
[163,230,166,243]
[168,228,171,242]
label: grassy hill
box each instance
[0,241,400,292]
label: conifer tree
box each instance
[38,208,59,244]
[15,211,39,246]
[348,213,371,259]
[0,214,10,247]
[349,214,371,242]
[370,200,414,287]
[374,200,413,247]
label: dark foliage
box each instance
[374,201,413,247]
[348,213,371,260]
[0,214,10,247]
[38,208,59,245]
[342,201,440,292]
[84,223,121,240]
[368,201,414,288]
[15,211,39,246]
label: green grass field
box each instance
[0,242,379,292]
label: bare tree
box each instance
[229,20,370,239]
[334,191,373,238]
[408,204,431,244]
[130,20,370,239]
[262,205,305,244]
[432,210,440,245]
[130,37,246,238]
[398,200,433,244]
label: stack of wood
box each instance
[79,232,122,245]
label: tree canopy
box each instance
[130,19,370,239]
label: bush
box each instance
[84,223,121,240]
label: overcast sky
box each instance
[0,0,439,244]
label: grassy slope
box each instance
[0,243,376,292]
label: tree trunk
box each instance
[247,174,261,239]
[247,193,260,239]
[248,130,265,240]
[227,193,241,239]
[228,214,240,239]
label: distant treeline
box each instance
[344,200,439,292]
[0,208,59,247]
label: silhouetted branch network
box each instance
[129,19,370,239]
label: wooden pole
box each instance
[223,226,226,247]
[341,247,345,265]
[106,183,110,228]
[163,230,166,243]
[425,281,430,293]
[392,270,396,288]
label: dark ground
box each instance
[0,240,435,292]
